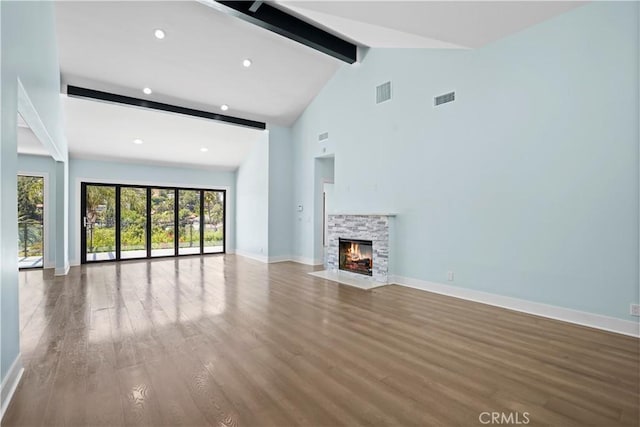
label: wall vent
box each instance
[318,132,329,142]
[376,81,392,104]
[434,91,455,106]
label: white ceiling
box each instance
[17,115,51,157]
[63,96,264,171]
[55,1,341,127]
[18,128,51,157]
[278,1,584,49]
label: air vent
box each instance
[376,81,392,104]
[318,132,329,142]
[434,91,455,106]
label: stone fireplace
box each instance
[324,214,394,286]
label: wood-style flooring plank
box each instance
[3,255,638,427]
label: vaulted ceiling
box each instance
[49,1,583,168]
[55,1,341,128]
[278,1,583,49]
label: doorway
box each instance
[81,182,225,263]
[17,175,45,269]
[314,155,335,266]
[323,181,335,266]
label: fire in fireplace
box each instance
[339,238,373,276]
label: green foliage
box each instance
[85,187,225,253]
[17,222,43,257]
[17,176,44,257]
[151,226,175,248]
[204,229,224,245]
[89,227,115,252]
[86,186,116,252]
[121,195,146,250]
[18,176,44,222]
[203,191,223,225]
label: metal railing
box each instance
[17,222,43,258]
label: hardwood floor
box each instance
[3,255,639,426]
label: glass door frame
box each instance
[121,185,151,260]
[80,182,119,264]
[150,186,177,259]
[17,174,46,270]
[81,182,226,264]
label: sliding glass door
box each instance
[121,187,147,259]
[82,183,224,263]
[150,188,176,257]
[178,189,200,255]
[84,184,116,261]
[203,191,224,253]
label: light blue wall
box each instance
[236,135,269,258]
[68,158,236,265]
[1,1,67,380]
[268,126,293,259]
[291,122,317,262]
[291,2,639,321]
[56,161,69,273]
[17,154,57,268]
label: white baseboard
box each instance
[291,256,323,266]
[0,353,24,421]
[234,250,269,263]
[54,263,70,276]
[268,255,293,263]
[390,275,640,338]
[237,252,295,264]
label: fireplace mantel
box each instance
[328,212,397,217]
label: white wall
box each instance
[291,2,639,322]
[235,135,269,260]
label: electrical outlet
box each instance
[447,271,454,281]
[630,304,640,317]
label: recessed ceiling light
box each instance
[220,104,229,111]
[154,29,165,40]
[242,58,252,68]
[200,147,209,152]
[133,139,144,145]
[143,87,152,95]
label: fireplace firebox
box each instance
[339,238,373,276]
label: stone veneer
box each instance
[327,215,390,284]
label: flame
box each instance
[348,242,363,261]
[340,240,373,275]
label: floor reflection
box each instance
[8,255,637,427]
